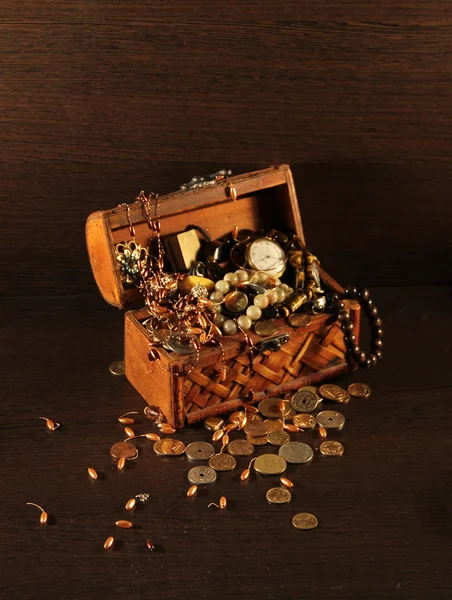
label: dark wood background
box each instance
[1,2,451,599]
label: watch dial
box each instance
[249,239,286,274]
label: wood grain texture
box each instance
[1,1,452,295]
[0,286,451,599]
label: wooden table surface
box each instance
[1,285,450,600]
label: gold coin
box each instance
[319,441,344,456]
[288,314,312,328]
[209,453,237,471]
[264,419,284,432]
[110,441,137,459]
[109,361,125,376]
[254,321,277,337]
[348,383,372,398]
[227,439,255,456]
[319,384,350,403]
[254,454,287,475]
[258,398,295,419]
[266,487,292,504]
[246,434,268,446]
[293,413,316,429]
[154,438,186,456]
[292,512,318,530]
[267,430,291,446]
[247,413,263,422]
[244,420,268,437]
[204,417,225,432]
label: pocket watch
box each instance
[245,237,287,277]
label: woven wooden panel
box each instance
[183,321,347,415]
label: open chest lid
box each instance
[86,165,305,309]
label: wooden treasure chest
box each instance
[86,165,360,428]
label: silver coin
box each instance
[291,390,319,412]
[185,441,215,461]
[316,410,345,430]
[187,466,217,485]
[164,332,196,354]
[278,442,314,464]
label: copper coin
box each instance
[246,434,268,446]
[288,314,312,328]
[292,512,318,530]
[266,487,292,504]
[110,441,137,459]
[185,442,215,460]
[227,439,255,456]
[244,420,268,437]
[258,398,295,419]
[291,389,320,413]
[293,413,317,429]
[348,383,372,398]
[254,321,277,337]
[264,419,284,432]
[109,361,125,376]
[319,441,344,456]
[267,430,291,446]
[319,384,350,404]
[254,454,287,475]
[154,438,186,456]
[209,453,237,471]
[316,410,345,430]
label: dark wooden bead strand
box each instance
[334,287,384,369]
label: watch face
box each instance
[248,238,286,275]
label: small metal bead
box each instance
[369,306,379,318]
[337,310,350,323]
[341,322,354,334]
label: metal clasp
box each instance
[180,169,232,191]
[255,333,290,354]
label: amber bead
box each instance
[338,310,350,323]
[369,353,378,368]
[357,350,367,363]
[335,300,346,311]
[373,327,384,338]
[351,344,361,356]
[360,288,370,301]
[369,306,379,318]
[374,350,383,360]
[373,317,383,328]
[345,286,358,298]
[362,357,373,369]
[372,339,384,350]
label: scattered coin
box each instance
[185,441,215,460]
[110,441,137,459]
[291,388,320,412]
[246,434,268,446]
[254,454,287,475]
[258,398,295,419]
[151,329,171,343]
[288,314,312,328]
[267,430,291,446]
[292,512,318,530]
[254,321,277,337]
[266,487,292,504]
[109,361,125,376]
[319,384,350,403]
[319,441,344,456]
[187,466,217,485]
[204,417,225,432]
[293,413,317,429]
[209,453,237,471]
[244,420,268,437]
[316,410,345,430]
[264,419,284,432]
[227,439,255,456]
[348,382,372,398]
[278,442,314,464]
[247,413,263,423]
[154,438,186,456]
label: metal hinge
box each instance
[255,334,290,354]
